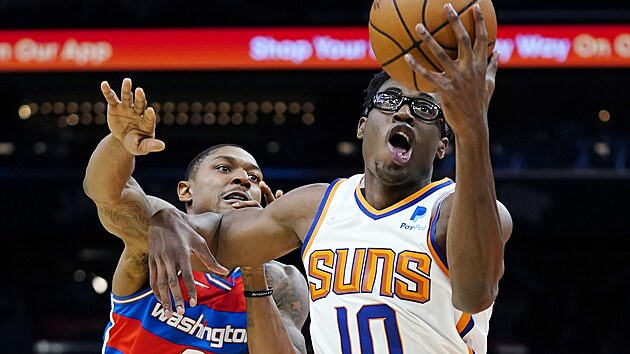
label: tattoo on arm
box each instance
[98,198,151,243]
[267,265,310,354]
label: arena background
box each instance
[1,1,629,353]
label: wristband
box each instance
[243,287,273,298]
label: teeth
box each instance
[396,131,409,142]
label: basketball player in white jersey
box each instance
[148,5,512,353]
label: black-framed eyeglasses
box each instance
[367,90,442,122]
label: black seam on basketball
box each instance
[412,70,420,91]
[381,0,492,72]
[421,0,429,29]
[369,20,407,64]
[416,46,442,71]
[393,0,418,43]
[383,0,489,67]
[382,43,418,67]
[381,36,442,71]
[427,0,479,39]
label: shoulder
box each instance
[264,260,306,288]
[264,183,331,238]
[264,261,308,302]
[284,183,330,201]
[264,261,309,326]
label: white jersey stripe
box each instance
[301,178,345,260]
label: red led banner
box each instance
[496,25,630,67]
[0,25,628,71]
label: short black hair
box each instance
[184,143,247,180]
[362,70,452,139]
[362,70,391,117]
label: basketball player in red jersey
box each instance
[84,78,309,353]
[148,4,512,353]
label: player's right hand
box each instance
[101,78,165,155]
[148,208,228,318]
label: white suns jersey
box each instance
[301,174,492,354]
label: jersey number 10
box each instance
[336,303,403,354]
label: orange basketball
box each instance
[369,0,497,92]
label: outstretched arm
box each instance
[83,78,166,295]
[148,183,325,315]
[406,4,511,313]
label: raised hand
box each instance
[101,78,165,155]
[404,3,500,137]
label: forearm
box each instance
[242,266,303,354]
[215,208,302,269]
[85,134,168,250]
[448,132,504,313]
[84,134,135,203]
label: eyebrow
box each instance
[381,88,439,104]
[211,155,262,172]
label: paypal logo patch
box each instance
[410,206,427,222]
[399,222,427,231]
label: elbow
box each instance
[452,285,498,314]
[83,177,95,200]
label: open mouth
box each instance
[223,190,250,202]
[387,126,414,165]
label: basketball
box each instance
[369,0,497,92]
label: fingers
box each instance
[415,23,452,70]
[101,81,120,106]
[144,106,157,125]
[154,257,174,318]
[275,190,284,199]
[444,3,472,64]
[134,87,147,115]
[178,255,197,308]
[164,259,185,317]
[137,138,166,155]
[127,108,165,155]
[485,51,500,99]
[472,4,489,63]
[121,78,133,107]
[167,273,186,316]
[232,200,262,209]
[149,256,161,304]
[487,51,500,79]
[404,53,437,86]
[260,181,276,204]
[192,241,229,276]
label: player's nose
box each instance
[393,104,415,125]
[230,169,251,188]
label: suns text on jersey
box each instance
[307,247,432,303]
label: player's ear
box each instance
[178,181,193,202]
[357,117,367,139]
[436,137,449,159]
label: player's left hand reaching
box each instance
[101,78,165,155]
[404,3,499,138]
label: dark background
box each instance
[1,1,630,353]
